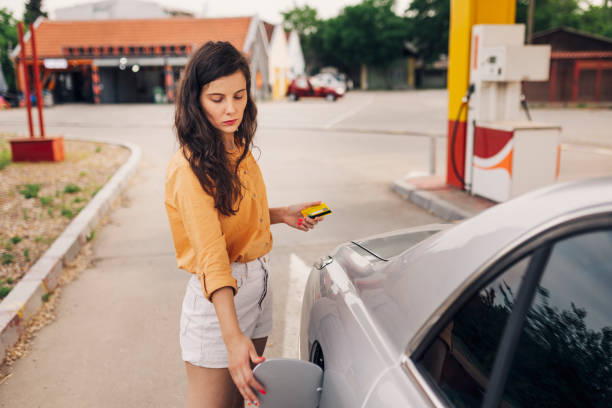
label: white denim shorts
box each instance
[180,256,273,368]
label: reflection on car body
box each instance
[295,178,612,407]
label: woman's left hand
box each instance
[284,201,325,232]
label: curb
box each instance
[0,137,142,365]
[392,178,473,222]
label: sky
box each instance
[0,0,412,24]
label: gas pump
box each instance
[463,24,560,202]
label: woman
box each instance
[165,41,322,408]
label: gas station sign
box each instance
[43,58,69,69]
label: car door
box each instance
[407,213,612,408]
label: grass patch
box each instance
[10,236,22,244]
[6,277,14,284]
[0,147,11,171]
[34,236,54,245]
[87,229,96,242]
[64,183,81,194]
[23,249,30,261]
[79,171,87,177]
[42,292,52,302]
[92,185,102,197]
[20,183,41,199]
[61,207,74,219]
[94,146,102,153]
[2,253,14,265]
[73,197,85,203]
[23,208,29,220]
[0,286,12,299]
[40,195,54,206]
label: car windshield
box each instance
[353,228,443,260]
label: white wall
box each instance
[287,31,305,79]
[268,25,290,99]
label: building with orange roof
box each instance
[11,16,270,104]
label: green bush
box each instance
[7,277,14,284]
[61,207,74,219]
[20,183,41,199]
[64,184,81,194]
[0,286,12,299]
[73,197,85,203]
[2,253,14,265]
[11,236,22,244]
[23,249,30,261]
[40,195,53,206]
[42,292,51,302]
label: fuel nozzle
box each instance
[462,83,475,104]
[520,94,532,121]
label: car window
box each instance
[417,256,531,407]
[501,229,612,407]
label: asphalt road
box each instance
[0,90,610,407]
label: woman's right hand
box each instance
[225,332,266,405]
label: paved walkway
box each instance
[0,91,610,407]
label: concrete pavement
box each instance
[0,90,610,406]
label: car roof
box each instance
[359,177,612,358]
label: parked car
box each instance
[310,73,347,95]
[287,76,344,102]
[275,177,612,407]
[0,90,21,108]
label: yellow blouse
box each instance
[164,148,273,300]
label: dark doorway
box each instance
[99,66,164,103]
[52,69,93,103]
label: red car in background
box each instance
[287,76,345,102]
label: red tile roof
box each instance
[19,17,253,59]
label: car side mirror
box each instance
[253,358,323,407]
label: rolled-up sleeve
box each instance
[167,164,237,301]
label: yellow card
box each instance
[301,203,332,219]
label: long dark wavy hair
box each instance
[174,41,257,216]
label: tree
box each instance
[281,4,319,36]
[579,3,612,38]
[516,0,582,34]
[404,0,450,64]
[282,5,324,73]
[319,0,410,69]
[0,8,18,91]
[23,0,47,26]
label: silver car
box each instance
[265,177,611,407]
